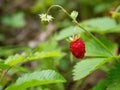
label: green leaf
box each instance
[4,51,64,66]
[5,53,27,66]
[85,37,118,57]
[106,63,120,90]
[73,58,114,80]
[0,61,10,70]
[56,26,83,40]
[105,24,120,33]
[8,66,29,75]
[27,51,65,61]
[91,80,108,90]
[81,17,117,33]
[6,70,66,90]
[38,38,61,51]
[1,12,26,28]
[94,3,111,14]
[56,17,118,40]
[107,83,120,90]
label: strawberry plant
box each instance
[0,3,120,90]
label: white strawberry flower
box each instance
[39,14,53,25]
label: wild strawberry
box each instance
[69,35,85,59]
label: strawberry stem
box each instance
[73,26,77,38]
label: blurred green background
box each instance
[0,0,119,48]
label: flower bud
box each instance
[70,11,78,20]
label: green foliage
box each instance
[8,66,29,75]
[31,0,67,13]
[91,80,107,90]
[56,17,120,40]
[94,3,111,14]
[85,37,118,57]
[0,46,30,58]
[56,26,83,40]
[78,0,115,15]
[31,0,53,13]
[5,53,27,66]
[38,38,60,51]
[73,57,115,80]
[81,17,117,32]
[4,39,64,67]
[4,51,64,66]
[27,51,64,61]
[91,62,120,90]
[106,63,120,90]
[1,12,25,28]
[6,70,66,90]
[0,61,10,70]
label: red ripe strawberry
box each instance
[69,35,85,59]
